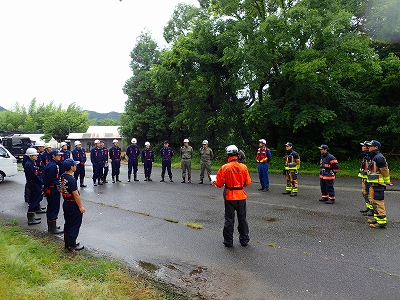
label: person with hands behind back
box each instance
[61,159,85,251]
[213,145,252,248]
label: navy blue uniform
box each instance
[44,159,61,221]
[72,147,87,181]
[160,146,174,179]
[41,151,51,167]
[109,146,121,177]
[102,147,109,181]
[59,149,70,175]
[90,147,104,182]
[61,173,83,240]
[24,160,44,212]
[142,148,154,179]
[126,145,140,177]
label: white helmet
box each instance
[225,145,238,155]
[259,139,266,144]
[35,140,45,147]
[94,139,100,144]
[74,140,82,147]
[113,139,118,143]
[183,138,189,143]
[26,148,39,156]
[145,141,150,146]
[60,142,67,147]
[202,140,208,145]
[45,143,52,148]
[131,138,137,144]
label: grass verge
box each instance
[0,219,195,300]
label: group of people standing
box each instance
[23,143,85,251]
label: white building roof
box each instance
[67,126,121,140]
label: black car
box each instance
[1,135,31,160]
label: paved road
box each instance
[1,165,400,299]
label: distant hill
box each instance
[0,106,6,111]
[85,110,121,121]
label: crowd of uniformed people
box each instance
[22,136,391,250]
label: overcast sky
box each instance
[0,0,198,113]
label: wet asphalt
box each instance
[1,165,400,300]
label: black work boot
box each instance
[198,179,203,184]
[67,237,84,251]
[47,220,64,234]
[116,175,121,182]
[144,176,148,181]
[282,191,291,194]
[148,176,152,181]
[181,178,185,183]
[188,176,191,183]
[169,176,173,182]
[64,233,68,249]
[160,176,165,182]
[98,179,103,185]
[27,212,41,225]
[128,175,131,182]
[93,180,97,186]
[134,174,139,181]
[258,186,265,191]
[80,179,87,188]
[35,205,47,214]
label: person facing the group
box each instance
[256,139,272,192]
[160,141,174,182]
[199,140,214,184]
[126,138,140,182]
[318,144,339,204]
[213,145,252,248]
[109,139,122,183]
[282,142,300,197]
[180,139,193,183]
[142,142,154,181]
[72,140,87,188]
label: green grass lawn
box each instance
[0,220,193,300]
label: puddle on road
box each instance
[262,217,279,223]
[138,261,159,273]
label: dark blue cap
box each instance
[318,144,329,150]
[366,140,381,148]
[285,142,293,147]
[63,158,77,168]
[49,149,63,156]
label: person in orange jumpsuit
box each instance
[213,145,252,247]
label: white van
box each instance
[0,144,18,183]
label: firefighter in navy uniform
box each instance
[212,145,252,247]
[59,142,70,175]
[109,139,121,183]
[142,142,154,181]
[318,144,339,204]
[72,140,87,187]
[44,149,64,234]
[90,139,104,186]
[282,142,300,197]
[24,148,43,225]
[42,143,53,166]
[160,141,174,182]
[33,140,47,214]
[366,140,390,229]
[256,139,272,191]
[126,138,140,182]
[100,140,109,183]
[358,141,373,216]
[61,159,85,251]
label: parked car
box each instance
[0,144,18,183]
[1,135,31,160]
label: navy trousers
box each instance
[46,189,60,220]
[63,201,83,239]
